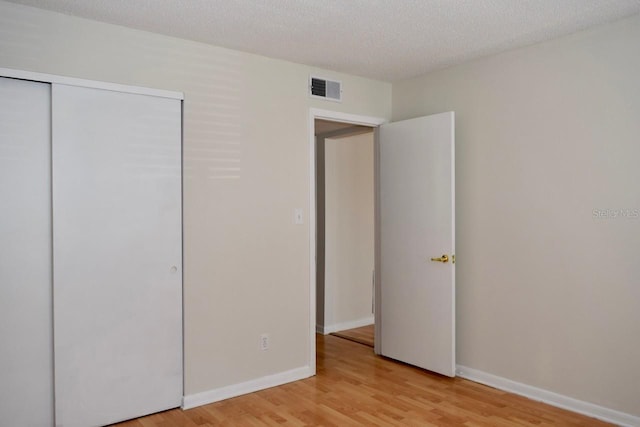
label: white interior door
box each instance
[52,84,183,426]
[378,112,455,377]
[0,77,53,425]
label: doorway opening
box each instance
[315,119,374,347]
[308,109,386,373]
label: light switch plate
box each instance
[294,208,303,224]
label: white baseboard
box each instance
[319,315,374,335]
[316,324,324,334]
[456,365,640,427]
[182,366,313,410]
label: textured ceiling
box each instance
[7,0,640,81]
[315,120,359,136]
[315,120,371,136]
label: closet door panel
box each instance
[0,77,53,425]
[52,84,182,427]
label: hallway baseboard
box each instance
[318,316,374,335]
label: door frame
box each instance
[308,108,386,374]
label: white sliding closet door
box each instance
[0,78,53,425]
[52,84,182,427]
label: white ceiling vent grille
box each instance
[310,76,342,102]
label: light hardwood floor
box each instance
[113,334,611,426]
[330,324,374,347]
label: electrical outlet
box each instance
[260,333,269,351]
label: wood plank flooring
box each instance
[113,334,611,426]
[330,324,374,347]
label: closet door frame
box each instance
[0,68,183,100]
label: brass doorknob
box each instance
[430,254,449,263]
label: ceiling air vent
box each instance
[310,76,342,102]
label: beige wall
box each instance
[323,132,374,330]
[0,1,391,396]
[392,14,640,416]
